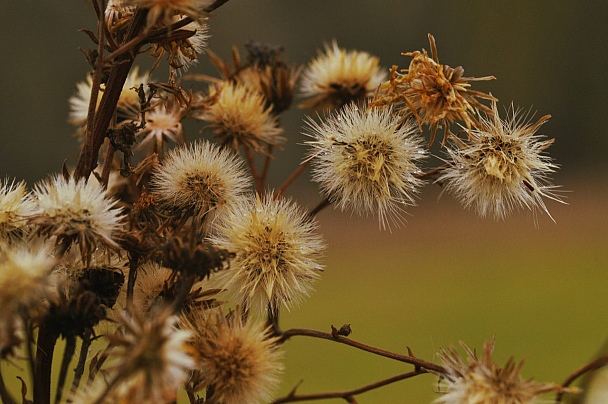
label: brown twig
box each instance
[275,161,309,198]
[556,354,608,402]
[272,370,425,403]
[308,197,331,218]
[279,328,445,373]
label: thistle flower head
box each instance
[371,34,495,146]
[0,178,36,246]
[185,309,283,404]
[300,40,387,110]
[208,194,325,314]
[198,81,285,152]
[0,241,57,313]
[69,67,149,128]
[136,100,185,157]
[436,338,561,404]
[151,18,209,74]
[150,140,251,226]
[438,101,563,221]
[305,103,427,230]
[104,309,195,403]
[29,175,125,263]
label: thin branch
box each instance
[308,197,331,218]
[413,163,449,181]
[272,370,425,403]
[275,161,309,198]
[280,328,445,374]
[556,354,608,402]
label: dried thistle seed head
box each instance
[0,178,36,246]
[136,100,185,157]
[299,40,386,111]
[29,175,125,263]
[150,18,210,74]
[69,67,149,129]
[103,309,195,403]
[150,140,251,225]
[438,101,563,222]
[436,338,562,404]
[105,0,135,33]
[0,241,57,313]
[185,309,283,404]
[371,34,495,146]
[207,194,324,313]
[208,194,325,314]
[305,103,427,230]
[198,81,285,152]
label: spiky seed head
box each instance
[0,178,36,246]
[305,103,427,230]
[28,175,125,263]
[185,309,283,404]
[198,81,285,152]
[136,101,185,157]
[300,40,387,110]
[150,140,251,226]
[438,100,563,222]
[208,194,325,314]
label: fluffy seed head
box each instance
[136,101,185,157]
[300,40,387,110]
[305,103,427,230]
[105,309,195,403]
[150,140,251,225]
[29,175,125,263]
[436,338,561,404]
[199,81,285,152]
[186,309,283,404]
[438,101,563,221]
[151,19,209,74]
[0,178,36,246]
[208,194,325,314]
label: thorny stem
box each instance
[279,328,445,374]
[556,354,608,402]
[275,161,310,198]
[272,370,425,403]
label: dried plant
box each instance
[0,2,604,404]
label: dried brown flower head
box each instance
[299,40,386,110]
[436,338,563,404]
[371,34,495,146]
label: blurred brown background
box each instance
[1,2,607,403]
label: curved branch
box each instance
[556,354,608,402]
[279,328,445,374]
[272,370,426,403]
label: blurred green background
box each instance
[1,1,607,403]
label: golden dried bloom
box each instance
[150,140,251,225]
[28,175,125,263]
[436,338,562,404]
[198,81,285,152]
[300,40,387,110]
[150,18,209,74]
[305,103,427,230]
[438,101,563,221]
[186,309,283,404]
[104,309,195,403]
[208,194,324,314]
[0,178,36,246]
[0,241,57,313]
[69,67,149,128]
[371,34,495,146]
[136,100,185,157]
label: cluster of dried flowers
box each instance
[0,0,600,403]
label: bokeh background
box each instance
[1,1,607,402]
